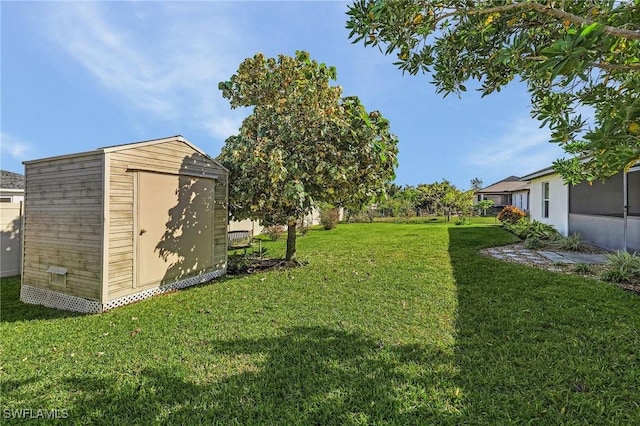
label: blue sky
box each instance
[1,1,566,190]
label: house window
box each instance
[542,182,550,218]
[0,197,11,203]
[500,194,512,206]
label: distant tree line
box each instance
[346,180,479,222]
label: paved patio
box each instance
[537,251,609,264]
[482,244,610,271]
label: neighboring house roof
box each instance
[520,166,557,181]
[0,170,25,190]
[476,176,530,194]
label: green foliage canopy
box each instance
[218,51,398,260]
[346,0,640,183]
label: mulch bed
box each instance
[227,256,306,275]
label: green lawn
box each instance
[1,223,638,424]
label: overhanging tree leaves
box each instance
[346,0,640,183]
[218,51,398,261]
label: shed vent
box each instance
[47,266,68,288]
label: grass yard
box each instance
[1,223,638,424]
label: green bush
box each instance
[524,236,543,249]
[601,250,640,282]
[528,221,560,240]
[320,207,340,230]
[601,269,631,283]
[504,217,530,238]
[504,218,559,241]
[553,232,584,251]
[574,263,592,274]
[497,205,525,224]
[264,225,285,241]
[455,217,471,226]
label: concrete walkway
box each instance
[537,251,609,265]
[483,245,609,268]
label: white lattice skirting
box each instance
[20,269,225,314]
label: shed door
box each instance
[136,172,215,287]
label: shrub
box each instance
[601,269,631,283]
[574,263,592,275]
[497,205,525,224]
[601,250,640,282]
[504,217,531,238]
[553,232,584,251]
[474,199,495,216]
[503,218,559,241]
[347,206,376,223]
[607,250,640,272]
[527,220,560,240]
[263,225,285,241]
[320,207,340,230]
[524,236,543,249]
[455,217,470,226]
[227,254,253,275]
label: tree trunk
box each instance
[285,221,297,262]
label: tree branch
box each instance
[440,1,640,41]
[523,55,640,71]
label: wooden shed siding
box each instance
[22,152,104,300]
[212,174,228,267]
[105,155,134,298]
[105,140,227,301]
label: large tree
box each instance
[416,180,472,218]
[346,0,640,183]
[218,51,398,261]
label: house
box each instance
[228,208,324,235]
[475,176,530,212]
[20,136,229,313]
[521,165,639,252]
[0,170,25,203]
[1,170,24,277]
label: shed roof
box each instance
[476,176,529,194]
[0,170,25,190]
[23,135,228,173]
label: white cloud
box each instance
[0,133,33,160]
[464,117,566,177]
[205,115,245,141]
[42,2,251,141]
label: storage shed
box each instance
[20,136,228,313]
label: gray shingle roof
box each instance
[476,175,529,193]
[0,170,25,190]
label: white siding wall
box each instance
[528,174,569,235]
[228,207,325,235]
[512,190,529,212]
[1,203,22,277]
[228,219,264,235]
[0,191,24,203]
